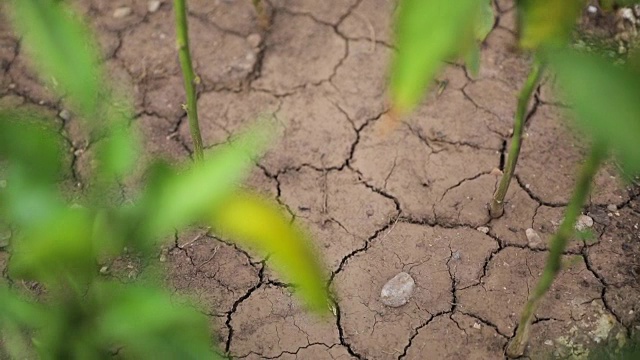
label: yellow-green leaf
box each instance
[517,0,585,50]
[210,191,329,313]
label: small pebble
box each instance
[99,265,109,274]
[113,7,132,18]
[575,215,594,231]
[490,168,503,176]
[366,209,375,217]
[544,340,553,346]
[587,5,598,14]
[607,204,617,212]
[246,33,262,48]
[380,272,415,308]
[59,109,71,121]
[477,226,490,234]
[525,228,542,247]
[472,322,481,330]
[452,251,461,261]
[148,0,161,13]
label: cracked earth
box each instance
[1,0,640,359]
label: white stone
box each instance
[525,228,542,247]
[380,272,415,308]
[113,7,132,18]
[575,215,594,231]
[587,6,598,14]
[477,226,490,234]
[472,322,481,330]
[148,1,161,13]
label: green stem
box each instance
[505,142,607,358]
[174,0,204,161]
[490,60,544,218]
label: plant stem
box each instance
[174,0,204,161]
[505,142,607,358]
[490,60,544,218]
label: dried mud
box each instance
[1,0,639,359]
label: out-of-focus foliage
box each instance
[10,0,101,116]
[390,0,493,114]
[517,0,585,50]
[210,192,329,312]
[547,48,640,176]
[1,0,328,357]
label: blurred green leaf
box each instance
[0,110,65,183]
[547,49,640,175]
[142,125,273,240]
[210,191,329,313]
[391,0,478,114]
[9,0,101,116]
[475,0,495,42]
[9,208,95,284]
[464,43,481,77]
[517,0,585,50]
[97,283,216,359]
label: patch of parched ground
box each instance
[478,27,530,86]
[228,285,340,359]
[167,230,261,317]
[333,222,498,359]
[189,0,261,37]
[252,12,346,95]
[278,166,398,272]
[403,313,506,359]
[177,90,281,151]
[586,207,640,331]
[271,0,360,26]
[327,39,393,129]
[261,84,357,173]
[338,0,395,46]
[118,9,258,115]
[458,247,603,338]
[0,11,17,98]
[517,104,632,206]
[351,113,497,223]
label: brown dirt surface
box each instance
[1,0,640,359]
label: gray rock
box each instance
[575,215,594,231]
[607,204,617,212]
[380,272,415,308]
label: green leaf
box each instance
[141,124,273,240]
[210,191,329,312]
[475,0,495,42]
[517,0,585,50]
[97,283,217,359]
[391,0,479,114]
[547,49,640,175]
[9,0,101,116]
